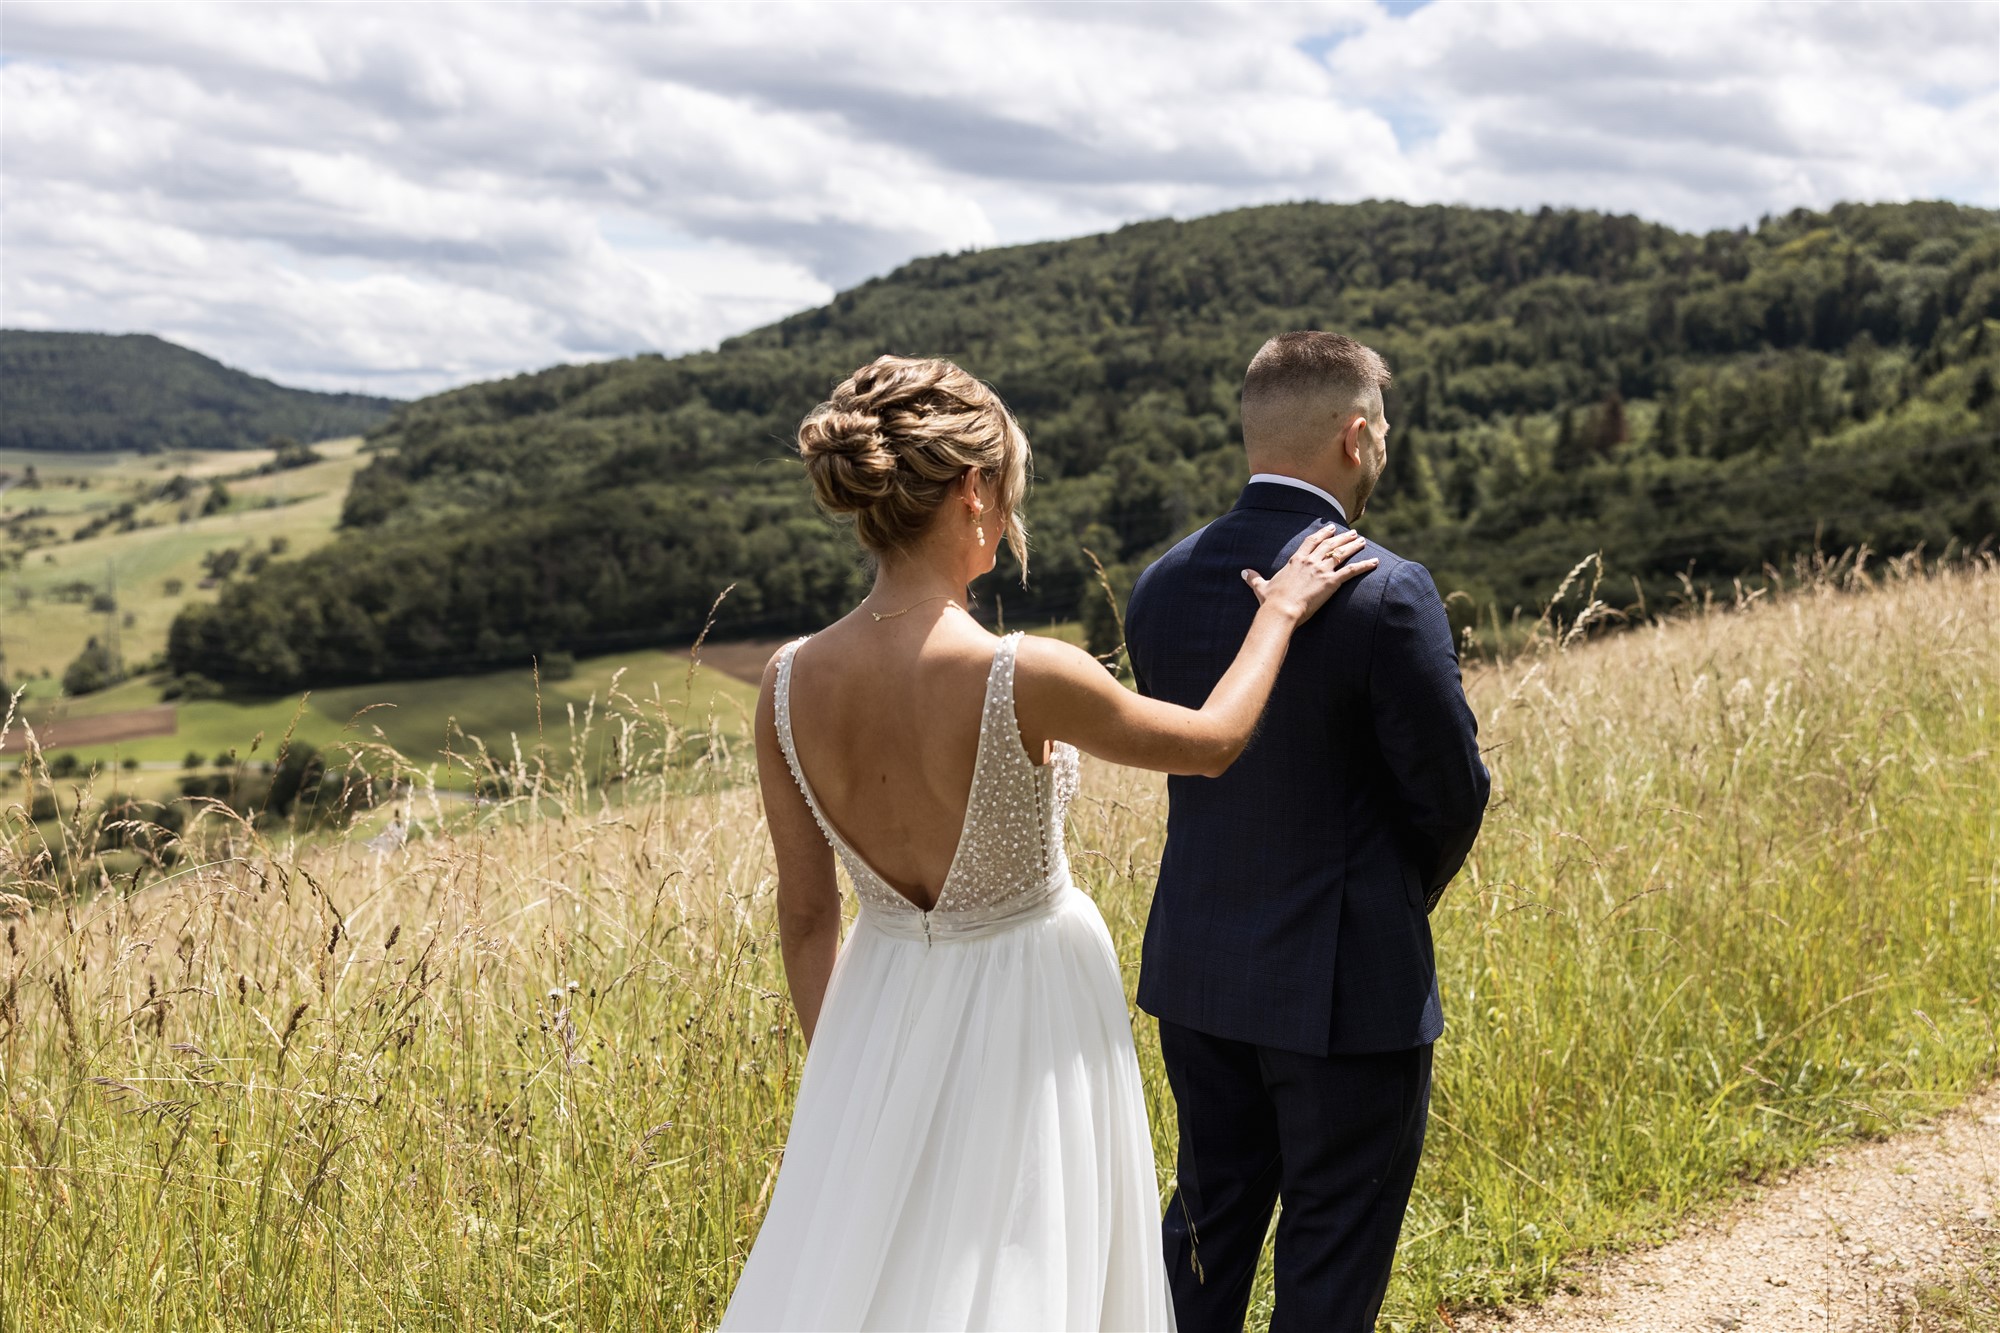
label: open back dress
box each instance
[720,632,1175,1331]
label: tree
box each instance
[1552,406,1588,472]
[1845,336,1879,420]
[1651,394,1679,457]
[1679,385,1712,457]
[266,437,323,472]
[265,742,326,820]
[1592,391,1628,457]
[1379,426,1442,524]
[62,636,122,696]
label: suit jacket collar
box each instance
[1233,479,1347,525]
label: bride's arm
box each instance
[1016,524,1374,778]
[755,661,841,1046]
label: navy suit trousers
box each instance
[1160,1022,1432,1333]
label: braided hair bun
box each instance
[796,355,1031,570]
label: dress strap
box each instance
[772,637,837,848]
[980,632,1035,772]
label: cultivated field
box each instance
[2,440,370,685]
[2,556,1996,1331]
[9,647,760,775]
[4,442,771,782]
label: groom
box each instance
[1125,331,1491,1331]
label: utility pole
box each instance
[105,558,122,680]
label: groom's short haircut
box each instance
[1241,331,1391,459]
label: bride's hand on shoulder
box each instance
[1015,524,1376,778]
[1242,523,1377,625]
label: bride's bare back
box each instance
[751,353,1374,1044]
[782,611,1018,911]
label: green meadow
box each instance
[10,647,759,783]
[3,557,1994,1331]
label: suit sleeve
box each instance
[1366,560,1491,906]
[1125,566,1153,699]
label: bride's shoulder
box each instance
[755,633,817,697]
[764,631,813,668]
[1010,631,1111,687]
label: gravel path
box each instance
[1457,1083,2000,1332]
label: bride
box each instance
[722,355,1374,1331]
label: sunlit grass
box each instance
[2,555,1996,1331]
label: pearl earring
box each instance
[976,521,987,547]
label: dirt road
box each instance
[1458,1084,2000,1331]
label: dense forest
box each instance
[166,200,2000,687]
[0,331,397,452]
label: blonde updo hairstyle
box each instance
[797,355,1031,574]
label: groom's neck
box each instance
[1245,456,1359,518]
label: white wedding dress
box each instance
[721,632,1175,1332]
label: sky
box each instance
[3,1,1995,399]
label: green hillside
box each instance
[0,330,397,452]
[167,200,2000,687]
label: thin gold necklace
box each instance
[868,593,966,622]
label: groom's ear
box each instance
[1339,413,1366,466]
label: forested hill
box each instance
[0,331,397,452]
[169,200,2000,687]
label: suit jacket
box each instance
[1126,480,1490,1056]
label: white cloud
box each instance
[1327,2,1998,221]
[1,0,1992,398]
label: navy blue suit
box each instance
[1126,480,1490,1331]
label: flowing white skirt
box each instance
[721,883,1176,1331]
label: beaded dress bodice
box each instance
[774,632,1080,941]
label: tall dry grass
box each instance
[3,555,1997,1331]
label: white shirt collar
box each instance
[1248,473,1348,523]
